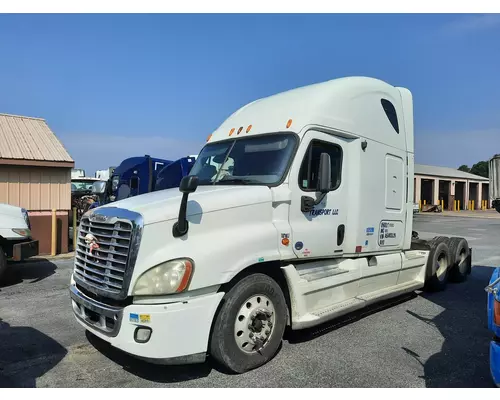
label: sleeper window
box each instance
[299,141,342,191]
[381,99,399,133]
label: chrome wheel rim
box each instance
[436,252,448,280]
[458,249,467,273]
[234,295,276,354]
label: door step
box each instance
[296,263,349,282]
[356,280,422,302]
[291,279,423,330]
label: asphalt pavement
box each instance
[0,213,498,387]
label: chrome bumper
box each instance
[70,284,123,337]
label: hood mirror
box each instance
[173,175,199,238]
[180,175,199,194]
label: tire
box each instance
[448,237,470,283]
[0,246,7,282]
[209,273,288,374]
[424,238,451,292]
[431,236,449,245]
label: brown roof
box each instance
[0,113,74,166]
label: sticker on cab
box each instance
[129,313,139,323]
[140,314,151,323]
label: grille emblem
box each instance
[90,213,108,223]
[84,233,100,257]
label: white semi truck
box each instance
[69,76,472,373]
[0,204,39,281]
[490,154,500,213]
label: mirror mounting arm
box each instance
[301,193,327,213]
[172,192,190,237]
[172,175,199,238]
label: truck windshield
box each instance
[71,180,95,192]
[189,133,297,186]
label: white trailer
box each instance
[490,154,500,213]
[95,167,116,181]
[71,168,86,179]
[69,76,472,373]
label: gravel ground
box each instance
[0,213,498,387]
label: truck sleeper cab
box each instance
[69,76,472,373]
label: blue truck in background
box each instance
[486,269,500,387]
[90,154,197,208]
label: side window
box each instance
[381,99,399,133]
[299,140,342,191]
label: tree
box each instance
[458,165,470,172]
[470,161,489,178]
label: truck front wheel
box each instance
[209,273,288,374]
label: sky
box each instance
[0,13,499,174]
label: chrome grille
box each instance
[73,207,143,300]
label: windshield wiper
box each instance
[216,177,260,185]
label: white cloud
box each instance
[60,133,203,174]
[441,14,500,36]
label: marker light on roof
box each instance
[207,134,212,142]
[286,119,293,129]
[237,127,243,135]
[229,128,235,136]
[246,125,252,133]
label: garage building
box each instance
[0,113,74,254]
[415,163,490,211]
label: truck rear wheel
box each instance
[448,237,470,283]
[0,246,7,282]
[424,238,451,292]
[209,273,287,374]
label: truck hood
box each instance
[0,203,24,218]
[98,185,273,225]
[0,203,30,239]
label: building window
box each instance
[381,99,399,133]
[299,140,342,191]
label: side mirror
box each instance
[92,181,106,195]
[180,175,199,194]
[317,152,331,193]
[173,175,199,238]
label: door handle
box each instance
[337,224,345,246]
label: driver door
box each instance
[288,130,348,259]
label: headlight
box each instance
[132,258,194,296]
[12,228,31,237]
[111,176,119,191]
[21,208,31,230]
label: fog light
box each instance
[134,327,152,343]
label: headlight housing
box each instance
[111,176,119,192]
[132,258,194,296]
[12,228,31,237]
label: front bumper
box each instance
[12,239,39,261]
[70,283,224,364]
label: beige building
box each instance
[0,113,74,254]
[415,164,490,211]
